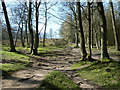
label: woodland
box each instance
[1,0,120,89]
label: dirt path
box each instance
[2,48,100,89]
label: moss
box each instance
[1,50,33,78]
[1,51,30,60]
[0,63,27,72]
[40,71,80,90]
[37,46,64,57]
[72,61,120,89]
[0,63,29,78]
[71,61,93,70]
[2,47,10,51]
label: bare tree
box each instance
[68,2,79,48]
[97,1,110,59]
[20,21,25,47]
[76,0,87,60]
[109,0,120,51]
[43,2,47,47]
[1,0,16,52]
[87,1,92,59]
[28,1,34,54]
[33,0,41,55]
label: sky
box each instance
[1,0,63,38]
[3,0,120,2]
[1,0,119,38]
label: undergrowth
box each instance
[72,60,120,89]
[40,71,80,90]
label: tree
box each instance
[87,1,92,59]
[109,0,120,51]
[14,24,20,46]
[43,2,47,47]
[20,21,25,47]
[97,1,110,59]
[34,0,41,55]
[1,0,16,52]
[60,15,76,43]
[68,2,79,47]
[24,2,29,47]
[49,28,53,39]
[10,1,28,47]
[76,0,87,60]
[28,1,34,54]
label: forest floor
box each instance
[1,46,120,89]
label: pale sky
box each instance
[1,0,119,38]
[2,0,62,38]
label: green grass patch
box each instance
[1,63,27,72]
[2,46,10,51]
[0,63,29,78]
[37,46,64,57]
[71,61,93,70]
[16,47,30,52]
[108,49,120,55]
[40,71,80,90]
[1,50,33,78]
[1,51,30,60]
[38,46,63,52]
[75,61,120,89]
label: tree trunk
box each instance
[25,19,29,47]
[91,7,94,48]
[76,0,87,60]
[28,1,34,54]
[34,1,41,55]
[15,22,21,46]
[43,2,47,47]
[1,0,16,52]
[24,2,29,47]
[95,31,99,49]
[97,1,110,59]
[87,1,92,59]
[21,21,25,47]
[14,27,20,47]
[109,0,120,51]
[69,3,79,47]
[75,13,79,48]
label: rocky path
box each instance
[2,48,100,89]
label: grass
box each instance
[38,46,64,52]
[72,60,120,89]
[1,50,33,78]
[71,61,93,70]
[40,71,80,90]
[1,45,64,78]
[1,63,27,72]
[1,51,30,60]
[37,46,64,57]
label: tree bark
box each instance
[43,2,47,47]
[34,1,41,55]
[69,3,79,48]
[15,22,21,46]
[28,1,34,54]
[1,0,16,52]
[21,21,25,47]
[91,7,94,48]
[95,31,99,49]
[87,1,92,59]
[97,1,110,59]
[75,15,79,48]
[24,2,29,47]
[14,28,19,47]
[25,19,29,47]
[76,0,87,60]
[109,0,120,51]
